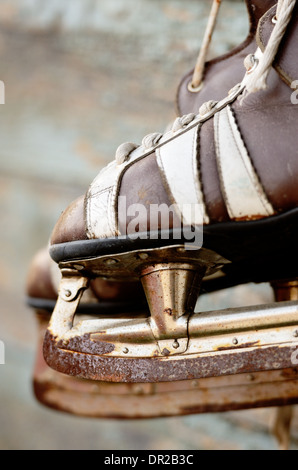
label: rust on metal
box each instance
[44,250,298,386]
[35,315,298,418]
[215,341,260,351]
[43,330,298,384]
[57,333,115,356]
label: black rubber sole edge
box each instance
[50,208,298,288]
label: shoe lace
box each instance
[115,1,224,164]
[189,0,297,94]
[116,113,195,164]
[188,0,222,92]
[115,0,296,165]
[245,0,296,93]
[115,101,219,165]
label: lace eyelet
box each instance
[245,54,259,75]
[187,80,204,94]
[272,15,278,24]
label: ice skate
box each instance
[43,0,298,384]
[27,250,298,418]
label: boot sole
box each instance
[50,207,298,289]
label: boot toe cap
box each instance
[50,195,88,246]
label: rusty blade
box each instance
[35,311,298,418]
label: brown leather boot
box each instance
[177,0,277,115]
[44,1,298,384]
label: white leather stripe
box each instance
[85,80,250,239]
[156,126,209,226]
[214,105,274,220]
[86,161,119,239]
[86,146,153,239]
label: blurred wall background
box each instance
[0,0,297,450]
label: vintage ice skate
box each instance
[27,249,298,421]
[44,0,298,385]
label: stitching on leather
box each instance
[226,107,268,214]
[87,187,113,238]
[275,3,297,87]
[256,4,293,86]
[155,147,177,209]
[194,124,208,224]
[83,192,88,238]
[107,188,114,235]
[275,64,294,87]
[227,107,274,216]
[214,111,233,218]
[256,7,274,51]
[86,190,92,238]
[191,124,196,194]
[89,186,113,198]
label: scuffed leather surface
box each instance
[232,69,298,212]
[214,105,274,220]
[198,117,229,223]
[50,195,88,245]
[50,0,298,243]
[26,248,57,300]
[249,0,278,26]
[118,71,298,230]
[118,153,181,234]
[176,0,277,116]
[177,43,255,116]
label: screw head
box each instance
[138,253,149,260]
[104,258,118,266]
[73,264,84,271]
[64,289,72,298]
